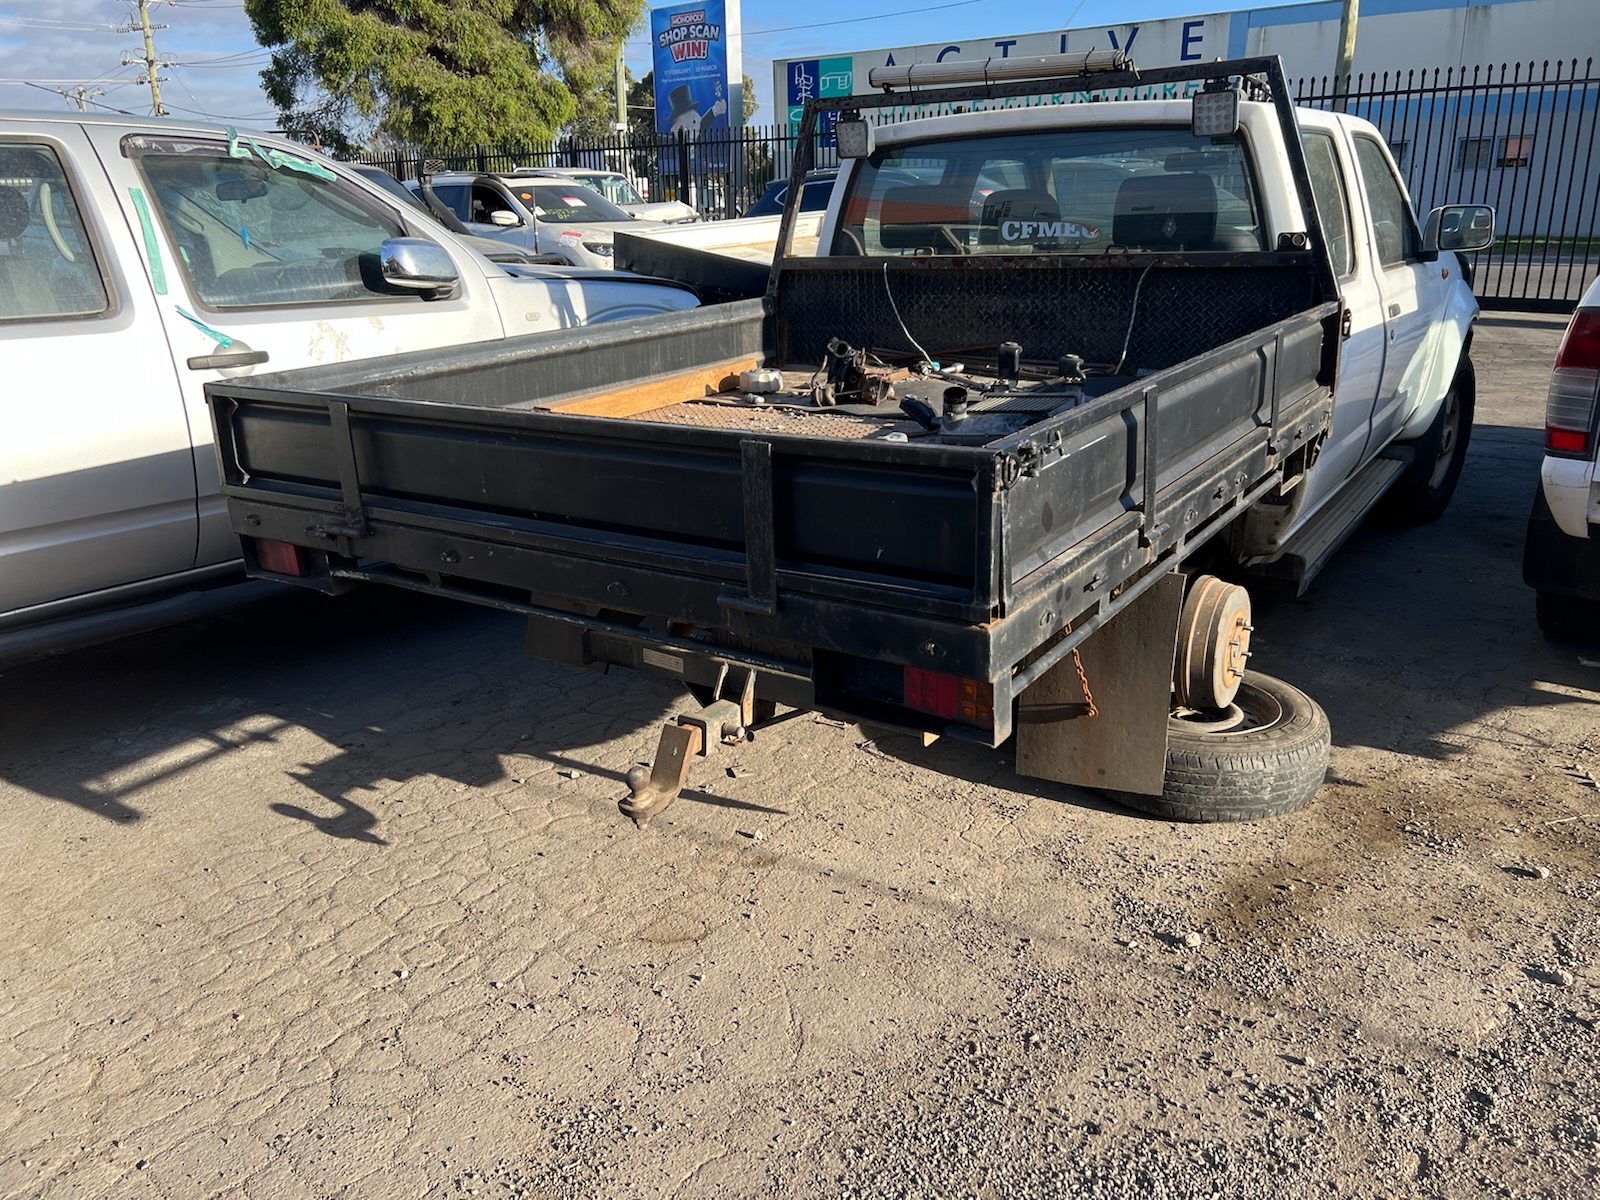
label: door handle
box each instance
[1387,303,1402,318]
[187,348,270,371]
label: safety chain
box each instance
[1063,619,1098,719]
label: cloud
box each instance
[0,1,276,125]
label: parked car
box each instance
[0,110,698,669]
[744,169,836,218]
[351,163,537,264]
[516,167,698,224]
[1523,275,1600,641]
[413,173,665,269]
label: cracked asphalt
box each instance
[3,312,1599,1199]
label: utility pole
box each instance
[1332,0,1359,112]
[118,0,176,117]
[49,85,107,112]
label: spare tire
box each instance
[1112,671,1330,823]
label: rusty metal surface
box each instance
[630,400,924,440]
[621,721,704,827]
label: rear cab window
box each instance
[1301,130,1355,278]
[832,127,1267,257]
[126,133,423,310]
[0,142,111,321]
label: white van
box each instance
[0,111,699,663]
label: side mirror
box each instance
[488,209,521,227]
[380,237,459,295]
[1424,204,1495,254]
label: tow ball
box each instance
[621,665,760,827]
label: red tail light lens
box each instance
[254,539,306,577]
[904,667,994,728]
[1545,310,1600,455]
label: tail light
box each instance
[1545,309,1600,456]
[904,667,994,728]
[254,538,306,577]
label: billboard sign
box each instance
[652,1,731,140]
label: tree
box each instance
[244,0,645,151]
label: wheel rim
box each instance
[1172,680,1287,737]
[1428,388,1461,490]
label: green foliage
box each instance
[245,0,645,149]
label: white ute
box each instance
[0,111,698,665]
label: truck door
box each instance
[82,128,508,569]
[0,129,195,615]
[1293,125,1386,520]
[1348,134,1445,455]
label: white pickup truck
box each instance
[0,111,698,665]
[204,55,1497,824]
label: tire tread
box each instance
[1114,672,1331,823]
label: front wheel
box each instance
[1111,672,1331,823]
[1535,590,1600,643]
[1384,357,1475,524]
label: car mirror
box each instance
[488,209,521,227]
[379,237,459,296]
[1424,203,1495,254]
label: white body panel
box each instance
[0,110,697,640]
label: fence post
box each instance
[476,144,488,173]
[676,131,692,207]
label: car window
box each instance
[1352,135,1419,268]
[1301,131,1355,278]
[797,181,833,212]
[526,183,632,224]
[470,183,515,223]
[427,181,470,222]
[0,142,110,321]
[132,136,411,309]
[834,127,1266,256]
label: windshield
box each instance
[832,127,1265,256]
[522,182,633,224]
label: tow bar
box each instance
[621,664,761,827]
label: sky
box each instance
[0,0,1316,131]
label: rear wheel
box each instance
[1384,357,1474,524]
[1112,672,1331,823]
[1535,590,1600,643]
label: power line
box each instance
[0,14,119,31]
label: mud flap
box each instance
[1014,572,1185,797]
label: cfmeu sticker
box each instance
[1000,219,1099,242]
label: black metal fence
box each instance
[361,57,1600,311]
[358,124,806,223]
[1293,59,1600,311]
